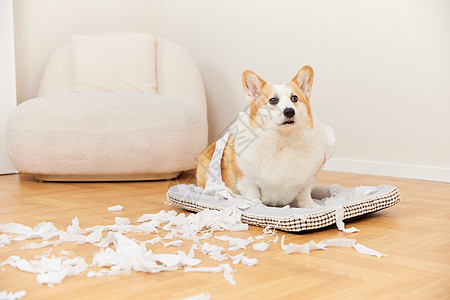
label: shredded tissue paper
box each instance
[1,197,385,299]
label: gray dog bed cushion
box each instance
[166,183,400,232]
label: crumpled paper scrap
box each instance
[253,242,270,252]
[1,234,13,247]
[0,290,26,300]
[280,236,385,258]
[108,205,124,212]
[0,222,60,242]
[214,235,255,250]
[0,255,88,286]
[185,263,236,285]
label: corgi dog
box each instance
[197,66,330,208]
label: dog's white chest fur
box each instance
[233,115,328,207]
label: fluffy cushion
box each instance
[6,93,207,175]
[71,33,157,94]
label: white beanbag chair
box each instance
[7,92,207,177]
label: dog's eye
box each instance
[291,95,298,102]
[269,97,279,105]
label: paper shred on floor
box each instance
[0,203,386,296]
[253,242,269,252]
[215,235,254,250]
[281,235,385,258]
[353,243,386,258]
[0,290,26,300]
[163,240,183,247]
[108,205,124,212]
[0,234,13,247]
[185,263,236,285]
[0,255,88,286]
[20,241,50,250]
[228,253,257,266]
[335,206,360,233]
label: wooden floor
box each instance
[0,170,449,299]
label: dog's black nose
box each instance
[283,108,295,118]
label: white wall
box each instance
[0,0,17,174]
[14,0,164,103]
[13,0,450,181]
[161,0,450,181]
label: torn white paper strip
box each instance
[201,242,228,261]
[281,236,385,258]
[185,263,236,285]
[115,217,131,226]
[20,241,50,250]
[94,232,117,248]
[85,229,103,244]
[253,242,269,252]
[0,234,12,247]
[0,290,26,300]
[0,223,33,235]
[108,205,124,212]
[353,243,386,258]
[319,238,356,248]
[215,235,254,250]
[1,255,88,286]
[87,269,109,278]
[228,253,258,267]
[142,236,162,245]
[66,218,87,235]
[222,263,236,285]
[335,206,360,233]
[59,250,75,256]
[280,236,326,255]
[163,240,183,247]
[177,250,202,267]
[136,210,177,223]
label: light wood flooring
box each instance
[0,170,449,299]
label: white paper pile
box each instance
[326,185,377,206]
[0,203,386,298]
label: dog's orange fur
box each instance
[196,134,242,193]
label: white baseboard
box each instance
[323,158,450,183]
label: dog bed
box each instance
[166,184,400,232]
[166,128,400,232]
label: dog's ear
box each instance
[292,66,314,99]
[242,70,266,102]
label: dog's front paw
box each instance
[292,196,317,209]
